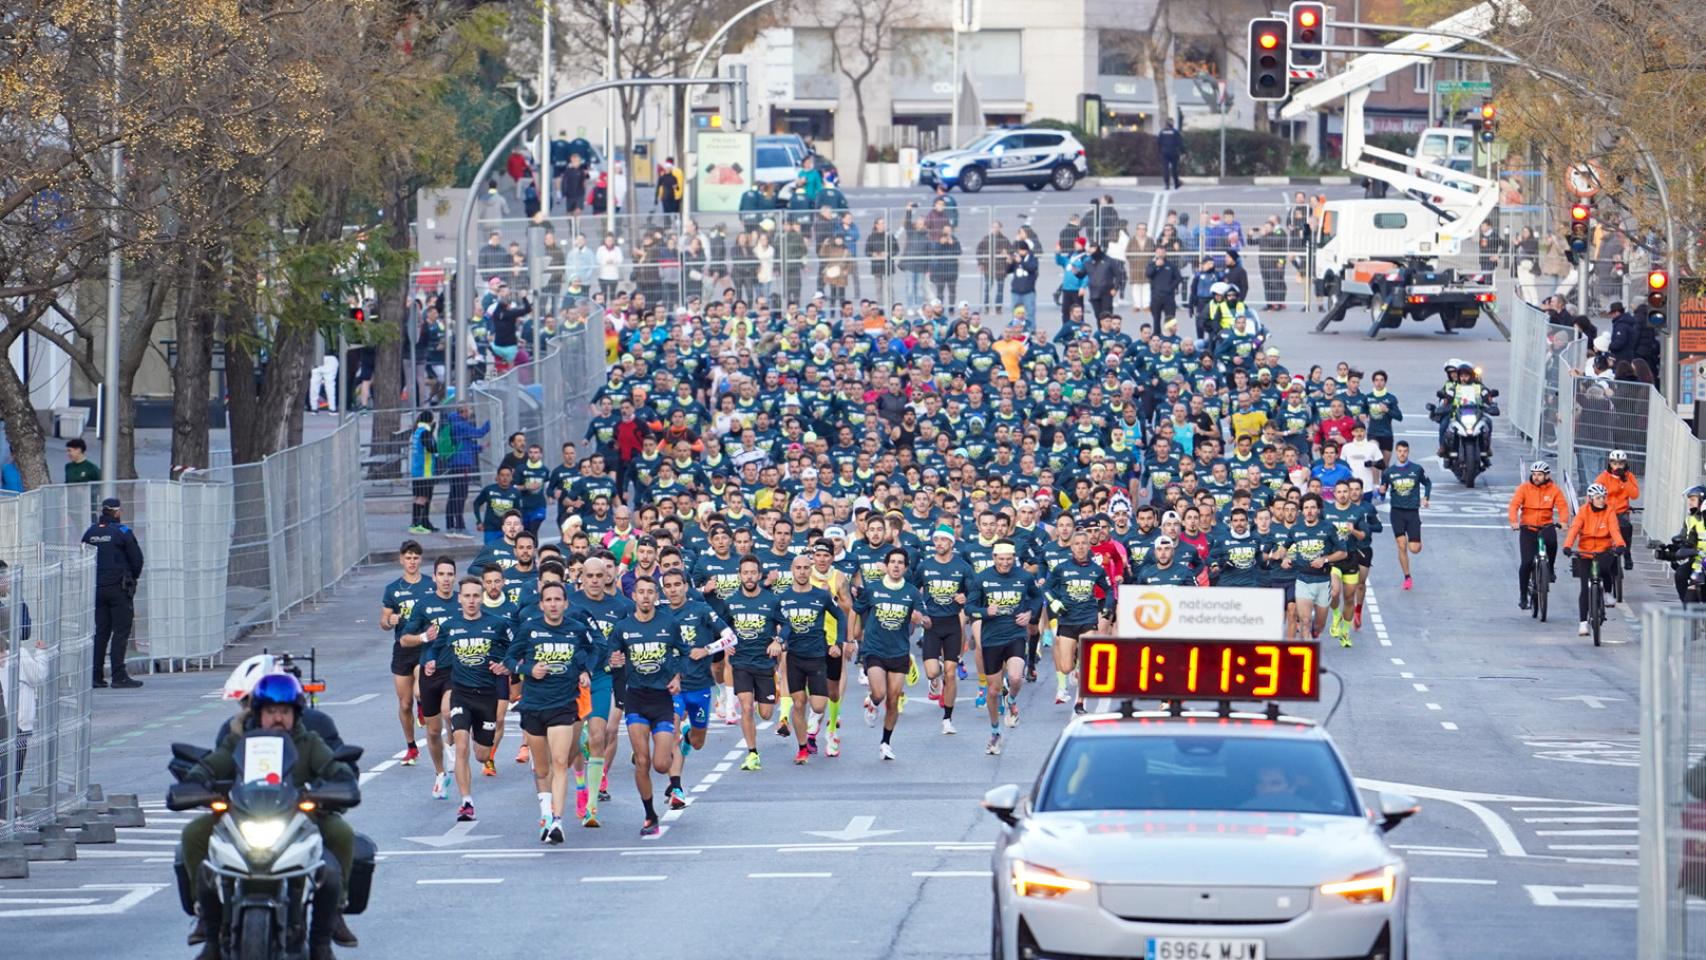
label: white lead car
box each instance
[983,638,1417,960]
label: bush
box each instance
[1025,121,1295,178]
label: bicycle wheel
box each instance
[1590,577,1604,647]
[1535,563,1549,622]
[1614,565,1624,604]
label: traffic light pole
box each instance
[454,76,740,404]
[1298,21,1682,397]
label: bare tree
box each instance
[1142,0,1176,131]
[818,0,922,186]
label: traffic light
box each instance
[1648,269,1669,313]
[1568,203,1592,256]
[1248,18,1290,101]
[1478,101,1497,144]
[1289,2,1325,69]
[349,305,366,323]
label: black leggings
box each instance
[1573,554,1619,620]
[1517,526,1557,599]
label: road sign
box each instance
[1436,80,1491,96]
[1115,586,1286,641]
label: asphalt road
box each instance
[0,245,1649,960]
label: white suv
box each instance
[918,128,1088,193]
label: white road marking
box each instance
[1523,817,1637,824]
[1400,672,1415,679]
[699,772,722,784]
[0,897,101,905]
[463,853,542,859]
[1547,844,1636,851]
[1390,658,1405,665]
[779,846,858,854]
[580,875,666,883]
[1510,805,1636,813]
[1535,829,1637,837]
[1525,883,1636,908]
[1426,703,1442,710]
[913,870,993,878]
[116,828,185,835]
[1412,877,1497,886]
[417,878,503,885]
[748,872,833,879]
[723,750,744,761]
[1441,722,1459,731]
[712,762,732,773]
[105,839,179,846]
[620,849,701,857]
[1413,683,1428,692]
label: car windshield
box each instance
[1038,735,1359,816]
[756,147,794,169]
[957,132,1003,153]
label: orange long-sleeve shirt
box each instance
[1507,481,1569,529]
[1594,468,1640,516]
[1563,503,1626,556]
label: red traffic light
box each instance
[1259,31,1279,49]
[349,306,366,323]
[1299,8,1318,26]
[1570,203,1591,222]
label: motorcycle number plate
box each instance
[243,738,286,784]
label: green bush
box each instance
[1025,121,1296,177]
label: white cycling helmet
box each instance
[1530,461,1551,476]
[1609,449,1628,463]
[1210,281,1231,296]
[1586,483,1608,498]
[223,654,278,701]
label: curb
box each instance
[1085,175,1356,188]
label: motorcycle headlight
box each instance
[1457,412,1477,426]
[238,818,288,851]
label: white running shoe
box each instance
[1578,621,1590,636]
[879,743,896,761]
[431,772,450,800]
[1054,686,1068,705]
[1006,701,1020,728]
[942,718,957,736]
[864,698,877,727]
[986,733,1003,756]
[857,671,869,686]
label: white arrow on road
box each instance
[1554,695,1624,710]
[0,883,167,918]
[803,816,901,842]
[404,820,496,848]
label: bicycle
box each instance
[1566,550,1613,647]
[1529,527,1552,622]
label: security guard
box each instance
[83,496,144,688]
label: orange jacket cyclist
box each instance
[1593,450,1639,571]
[1562,483,1626,636]
[1508,461,1568,611]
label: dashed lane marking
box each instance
[417,879,502,885]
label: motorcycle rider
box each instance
[1507,461,1569,611]
[1667,485,1706,601]
[1434,361,1496,462]
[180,673,356,960]
[1593,450,1640,571]
[1562,483,1627,637]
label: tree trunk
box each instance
[117,262,171,479]
[0,298,58,489]
[367,186,412,450]
[850,83,870,188]
[169,246,217,474]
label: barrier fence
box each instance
[1639,606,1706,960]
[0,545,97,841]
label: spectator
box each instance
[1605,301,1639,365]
[407,411,436,534]
[819,234,852,308]
[976,222,1011,314]
[1086,242,1119,320]
[1006,240,1039,327]
[595,234,623,301]
[64,438,100,485]
[561,154,587,215]
[1145,248,1181,327]
[0,567,42,807]
[656,158,682,215]
[930,226,962,305]
[440,405,488,539]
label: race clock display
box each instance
[1080,638,1320,701]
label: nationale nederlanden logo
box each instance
[1130,591,1172,631]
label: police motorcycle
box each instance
[1427,360,1498,488]
[168,662,376,960]
[1655,485,1706,605]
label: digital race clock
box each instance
[1080,638,1320,701]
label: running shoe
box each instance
[456,802,475,822]
[906,657,919,686]
[941,718,957,736]
[1006,700,1020,728]
[575,787,589,820]
[879,742,896,761]
[1025,665,1038,684]
[1073,702,1087,715]
[539,819,550,842]
[482,759,496,777]
[582,811,601,829]
[431,773,450,800]
[825,734,840,758]
[806,734,818,755]
[1054,687,1069,705]
[1403,575,1413,591]
[740,752,762,772]
[1353,608,1363,630]
[864,698,877,727]
[956,662,968,680]
[986,733,1003,756]
[857,670,869,687]
[776,719,791,738]
[640,819,661,838]
[975,687,987,709]
[794,746,809,765]
[667,786,687,810]
[598,787,611,803]
[515,743,529,764]
[599,772,609,800]
[897,692,907,714]
[723,708,739,725]
[546,819,565,845]
[927,678,942,702]
[407,525,431,535]
[401,744,419,766]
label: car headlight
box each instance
[1011,859,1091,898]
[1320,865,1397,903]
[238,818,288,851]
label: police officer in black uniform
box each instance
[83,496,144,688]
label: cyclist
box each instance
[1594,450,1640,572]
[1562,483,1626,636]
[1507,461,1569,611]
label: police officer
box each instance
[83,496,144,688]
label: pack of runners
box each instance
[378,284,1437,837]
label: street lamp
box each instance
[681,0,782,213]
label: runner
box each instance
[661,568,735,805]
[1379,440,1431,590]
[913,524,972,734]
[1321,480,1368,646]
[1279,493,1346,643]
[566,555,635,827]
[399,557,461,798]
[380,540,430,766]
[504,581,592,843]
[427,576,512,822]
[809,538,855,756]
[724,555,786,770]
[606,577,686,837]
[1043,530,1114,714]
[967,540,1038,756]
[776,554,841,764]
[852,547,929,760]
[478,563,520,772]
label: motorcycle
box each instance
[1655,534,1703,604]
[168,735,375,960]
[1429,399,1497,487]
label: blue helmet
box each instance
[249,673,305,713]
